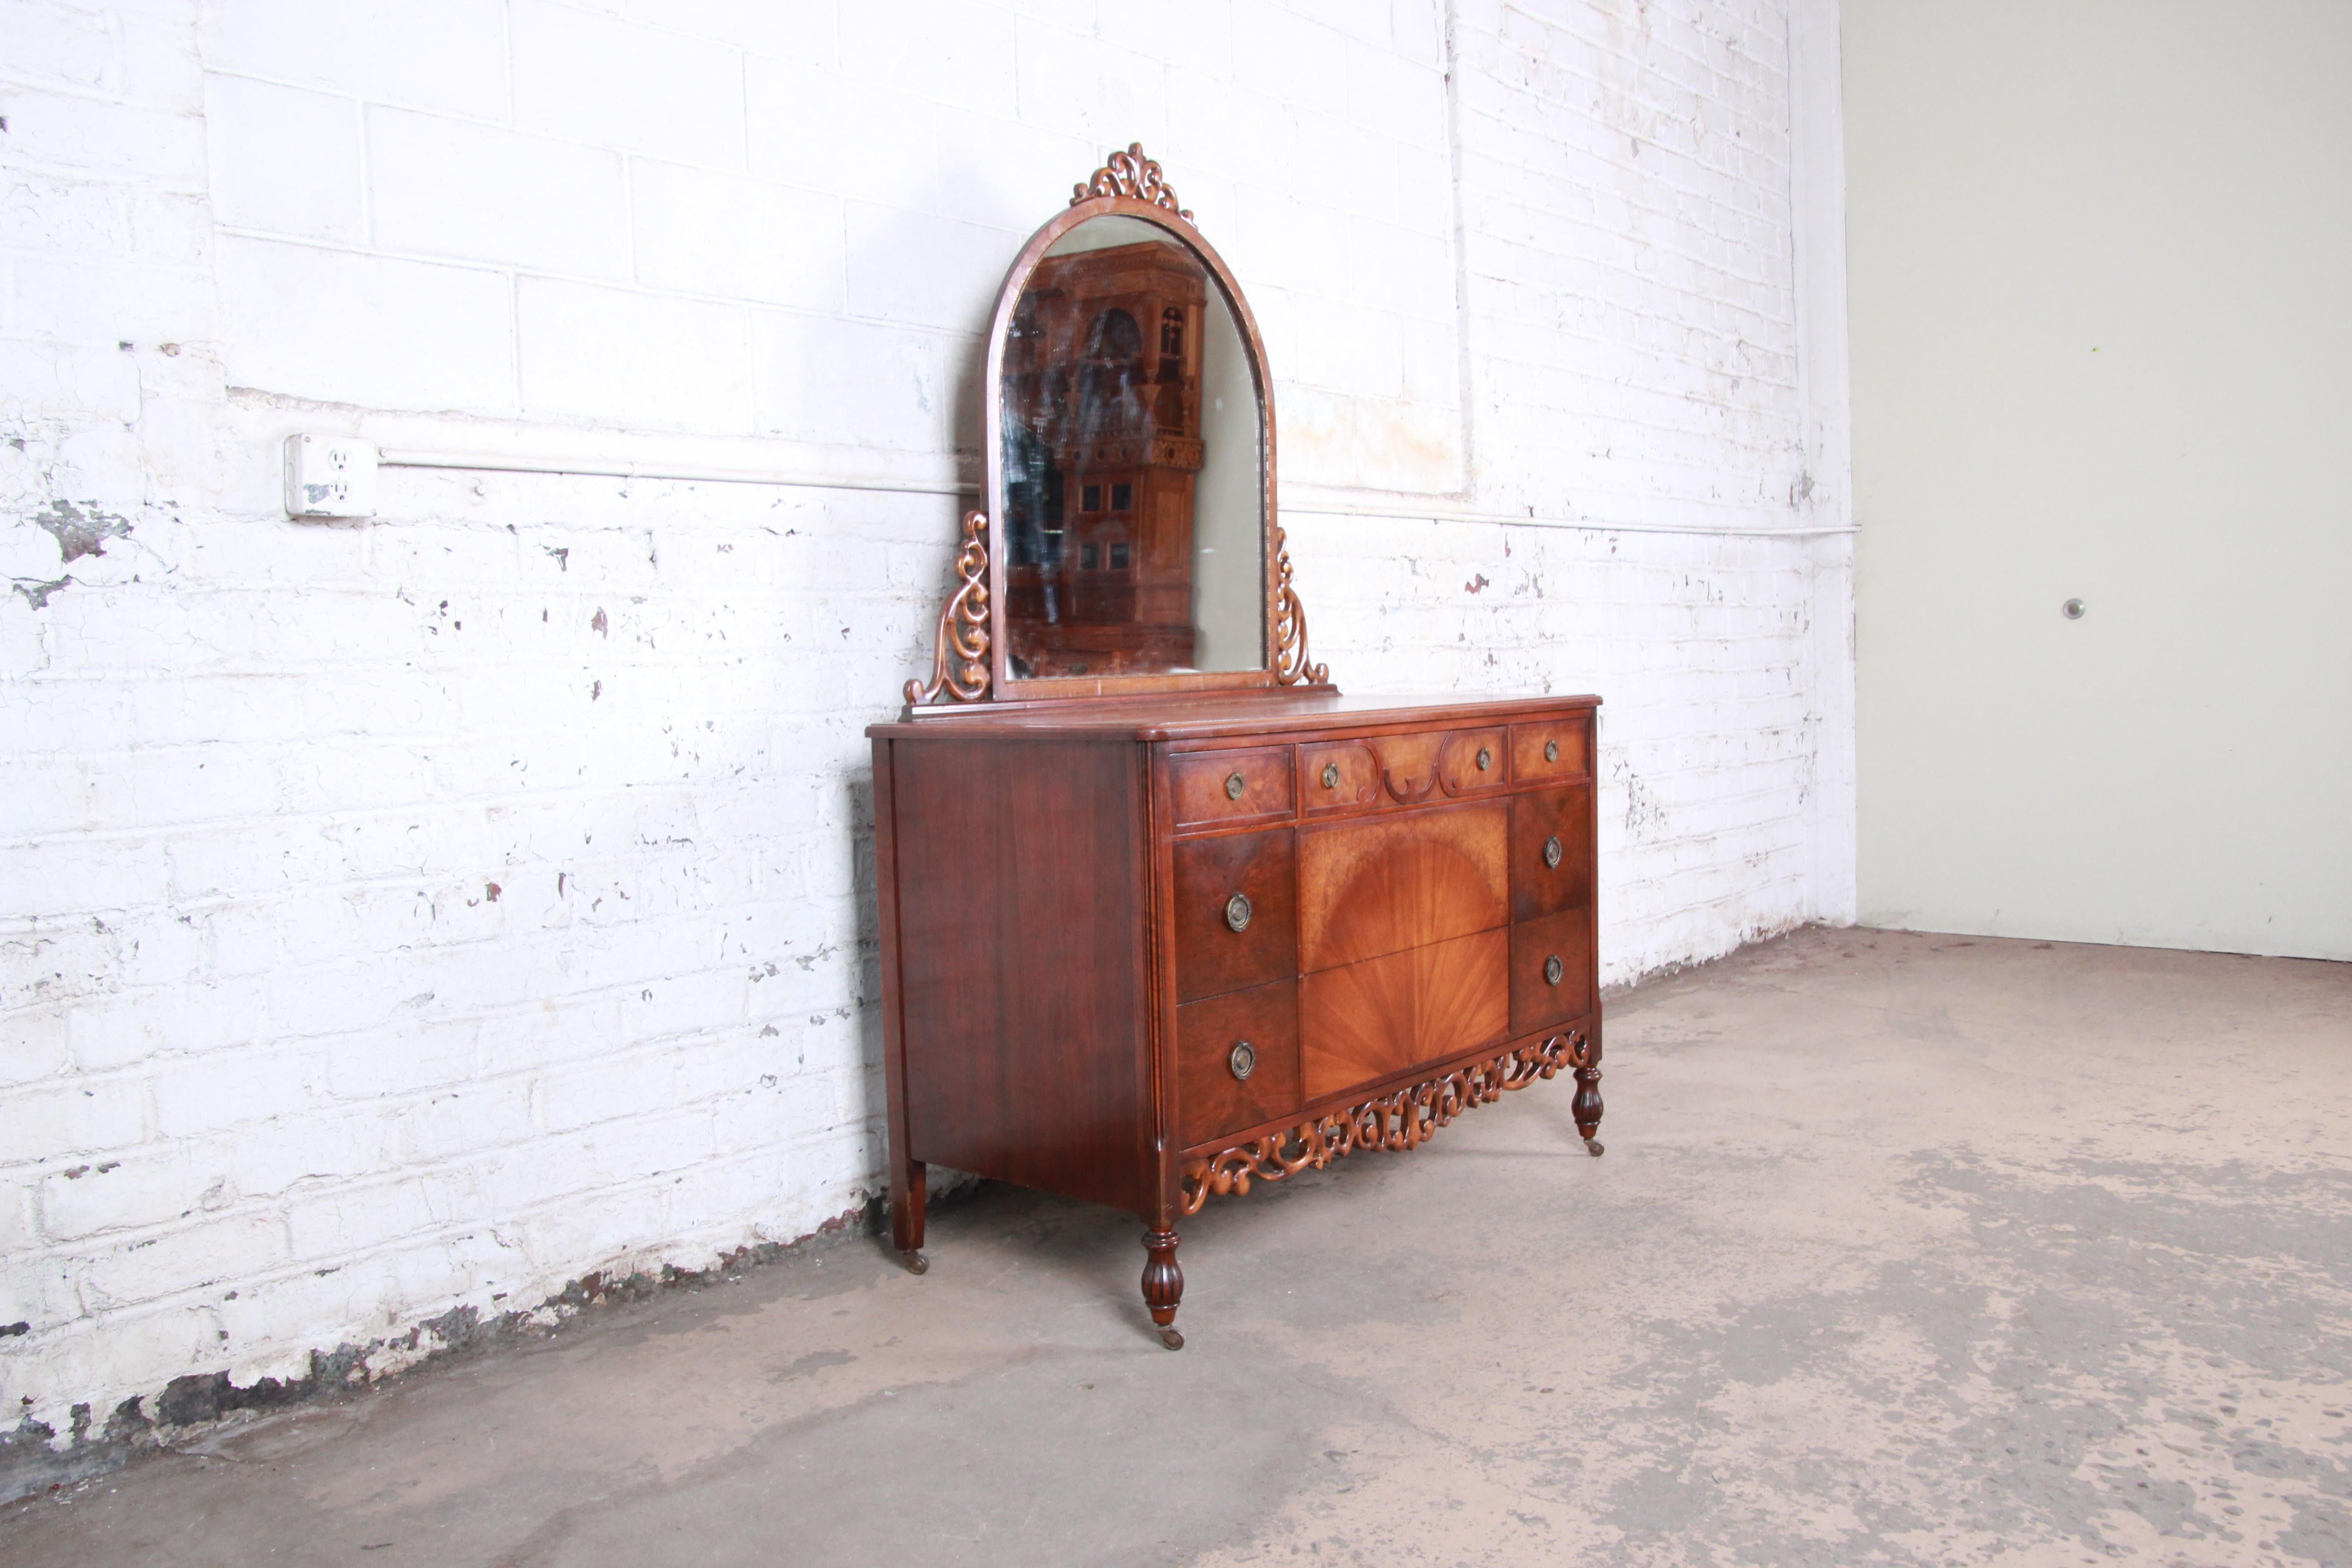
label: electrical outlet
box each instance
[284,435,378,519]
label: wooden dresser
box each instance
[871,147,1604,1348]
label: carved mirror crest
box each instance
[906,145,1327,708]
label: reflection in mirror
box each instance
[1000,215,1264,679]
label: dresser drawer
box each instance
[1437,726,1509,795]
[1299,928,1510,1100]
[1176,979,1299,1147]
[1509,784,1594,922]
[1297,800,1508,972]
[1171,827,1297,1003]
[1298,740,1382,816]
[1509,908,1592,1035]
[1169,746,1294,830]
[1315,728,1511,809]
[1512,715,1591,782]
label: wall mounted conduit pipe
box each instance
[372,448,1857,538]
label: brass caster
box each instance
[901,1249,929,1275]
[1583,1137,1605,1157]
[1157,1326,1185,1351]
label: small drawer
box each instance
[1438,727,1509,795]
[1169,746,1294,830]
[1299,740,1381,816]
[1509,908,1592,1036]
[1509,784,1594,922]
[1171,827,1297,1003]
[1176,979,1300,1147]
[1512,715,1591,782]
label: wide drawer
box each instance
[1509,784,1594,922]
[1299,728,1509,815]
[1297,800,1507,972]
[1298,927,1509,1100]
[1509,908,1592,1035]
[1176,979,1299,1147]
[1169,746,1294,830]
[1512,715,1591,783]
[1171,827,1296,1003]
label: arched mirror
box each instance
[998,213,1264,681]
[905,147,1325,707]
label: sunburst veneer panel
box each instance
[1298,927,1510,1100]
[1296,801,1507,973]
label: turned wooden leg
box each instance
[1141,1227,1184,1350]
[1571,1031,1605,1156]
[891,1156,928,1274]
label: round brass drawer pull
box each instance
[1228,1040,1257,1081]
[1475,747,1493,771]
[1224,892,1253,932]
[1545,739,1559,763]
[1543,834,1563,868]
[1321,761,1341,789]
[1224,770,1246,800]
[1545,955,1564,986]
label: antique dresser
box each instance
[871,147,1602,1349]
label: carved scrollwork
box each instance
[1178,1032,1580,1215]
[904,510,992,707]
[1271,527,1327,686]
[1071,143,1194,225]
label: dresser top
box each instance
[868,688,1601,744]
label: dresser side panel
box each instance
[889,737,1153,1215]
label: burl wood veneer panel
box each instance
[1168,746,1293,830]
[1509,907,1592,1036]
[1175,978,1300,1146]
[1298,740,1382,817]
[1298,927,1510,1100]
[887,737,1153,1213]
[1508,783,1595,923]
[1435,727,1509,796]
[1171,827,1297,1003]
[1296,800,1508,973]
[1509,714,1591,784]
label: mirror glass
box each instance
[999,215,1265,680]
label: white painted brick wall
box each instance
[0,0,1854,1463]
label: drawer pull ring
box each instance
[1545,739,1559,763]
[1543,834,1563,869]
[1224,770,1246,800]
[1228,1040,1257,1081]
[1545,955,1564,986]
[1475,747,1493,771]
[1321,762,1340,790]
[1224,892,1253,933]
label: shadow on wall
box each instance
[846,769,887,1138]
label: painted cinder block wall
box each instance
[0,0,1854,1464]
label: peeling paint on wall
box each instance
[29,499,133,565]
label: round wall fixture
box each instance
[2062,598,2087,620]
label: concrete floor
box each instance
[5,928,2351,1567]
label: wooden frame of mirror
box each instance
[905,146,1328,710]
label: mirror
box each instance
[997,215,1265,680]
